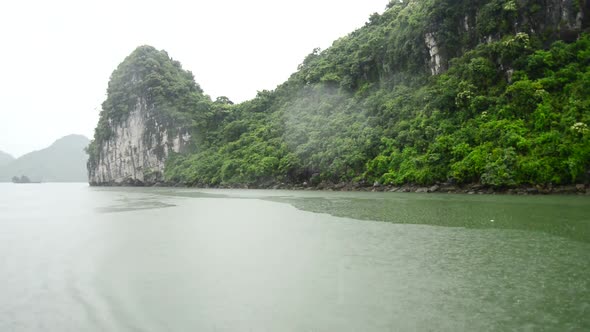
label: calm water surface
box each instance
[0,183,589,331]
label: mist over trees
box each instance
[90,0,590,188]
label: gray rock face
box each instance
[425,32,443,75]
[424,0,586,76]
[88,98,190,185]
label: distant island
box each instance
[11,175,40,184]
[0,151,14,167]
[0,135,90,183]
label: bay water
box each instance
[0,183,588,331]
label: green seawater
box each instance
[0,183,588,331]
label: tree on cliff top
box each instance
[88,45,212,167]
[102,45,208,125]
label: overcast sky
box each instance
[0,0,389,157]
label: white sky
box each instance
[0,0,389,157]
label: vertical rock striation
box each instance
[87,46,207,186]
[88,98,190,185]
[425,32,443,75]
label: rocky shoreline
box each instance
[205,182,590,195]
[91,180,590,195]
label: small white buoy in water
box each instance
[490,219,495,222]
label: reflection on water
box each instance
[159,188,590,243]
[0,184,588,331]
[96,194,176,213]
[271,193,590,243]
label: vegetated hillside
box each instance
[86,46,209,185]
[0,151,14,167]
[0,135,90,182]
[91,0,590,189]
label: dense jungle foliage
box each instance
[90,0,590,188]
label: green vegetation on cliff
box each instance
[87,46,210,170]
[165,0,589,188]
[92,0,590,188]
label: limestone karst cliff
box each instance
[87,46,206,185]
[418,0,587,76]
[87,98,191,185]
[89,0,589,188]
